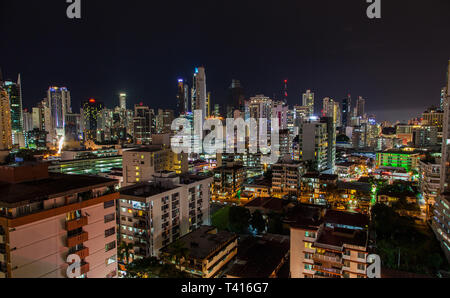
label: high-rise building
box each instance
[47,86,71,141]
[0,163,119,278]
[3,75,24,147]
[288,206,370,278]
[342,95,352,129]
[0,85,12,150]
[118,172,212,258]
[441,87,447,110]
[191,67,207,118]
[133,104,154,145]
[356,96,366,118]
[302,90,315,116]
[176,79,188,115]
[156,109,175,134]
[82,98,104,142]
[320,117,336,172]
[228,80,245,117]
[293,120,329,172]
[434,61,450,264]
[119,93,127,110]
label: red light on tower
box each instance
[89,98,96,103]
[140,102,144,106]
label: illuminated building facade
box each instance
[0,86,12,150]
[82,99,104,142]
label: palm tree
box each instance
[119,242,134,264]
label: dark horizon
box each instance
[1,0,449,122]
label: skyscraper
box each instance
[133,104,153,145]
[342,94,352,128]
[227,79,245,117]
[434,60,450,265]
[191,67,207,118]
[176,79,188,115]
[47,86,71,141]
[119,93,127,110]
[82,98,104,141]
[302,90,315,116]
[0,84,12,150]
[3,74,24,146]
[356,96,366,118]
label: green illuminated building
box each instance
[376,150,421,172]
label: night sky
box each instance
[1,0,449,122]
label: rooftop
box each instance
[315,226,368,249]
[162,226,237,260]
[284,204,325,230]
[120,182,178,198]
[324,210,370,229]
[226,235,289,278]
[337,181,372,194]
[0,173,117,207]
[245,197,291,212]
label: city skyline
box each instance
[0,0,449,122]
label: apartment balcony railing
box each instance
[66,216,88,231]
[67,232,89,247]
[313,254,342,264]
[71,247,90,260]
[313,265,342,276]
[80,262,90,275]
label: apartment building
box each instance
[161,226,238,278]
[272,161,306,197]
[287,205,370,278]
[293,121,329,172]
[0,163,119,278]
[122,145,187,187]
[419,157,441,219]
[118,172,213,258]
[212,162,246,200]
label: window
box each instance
[104,201,115,209]
[105,241,116,252]
[105,227,116,238]
[106,255,117,266]
[358,263,366,271]
[304,242,313,249]
[358,252,366,260]
[104,214,115,223]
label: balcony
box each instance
[313,254,342,265]
[80,262,90,275]
[313,265,342,276]
[66,217,88,231]
[71,247,90,260]
[67,232,89,247]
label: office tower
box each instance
[213,104,221,117]
[294,105,312,124]
[98,108,113,142]
[176,79,188,115]
[288,206,370,278]
[228,80,245,117]
[65,113,82,141]
[191,67,207,118]
[302,90,315,116]
[342,94,352,128]
[23,109,33,133]
[133,104,153,145]
[441,87,447,110]
[156,109,175,134]
[47,87,71,141]
[283,80,289,104]
[0,85,12,150]
[248,95,273,120]
[33,100,53,142]
[3,75,24,147]
[206,92,211,118]
[356,96,366,118]
[118,172,213,258]
[0,163,119,278]
[82,98,104,142]
[119,93,127,110]
[434,61,450,265]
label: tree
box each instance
[229,206,251,234]
[250,210,266,235]
[119,242,134,264]
[166,240,190,270]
